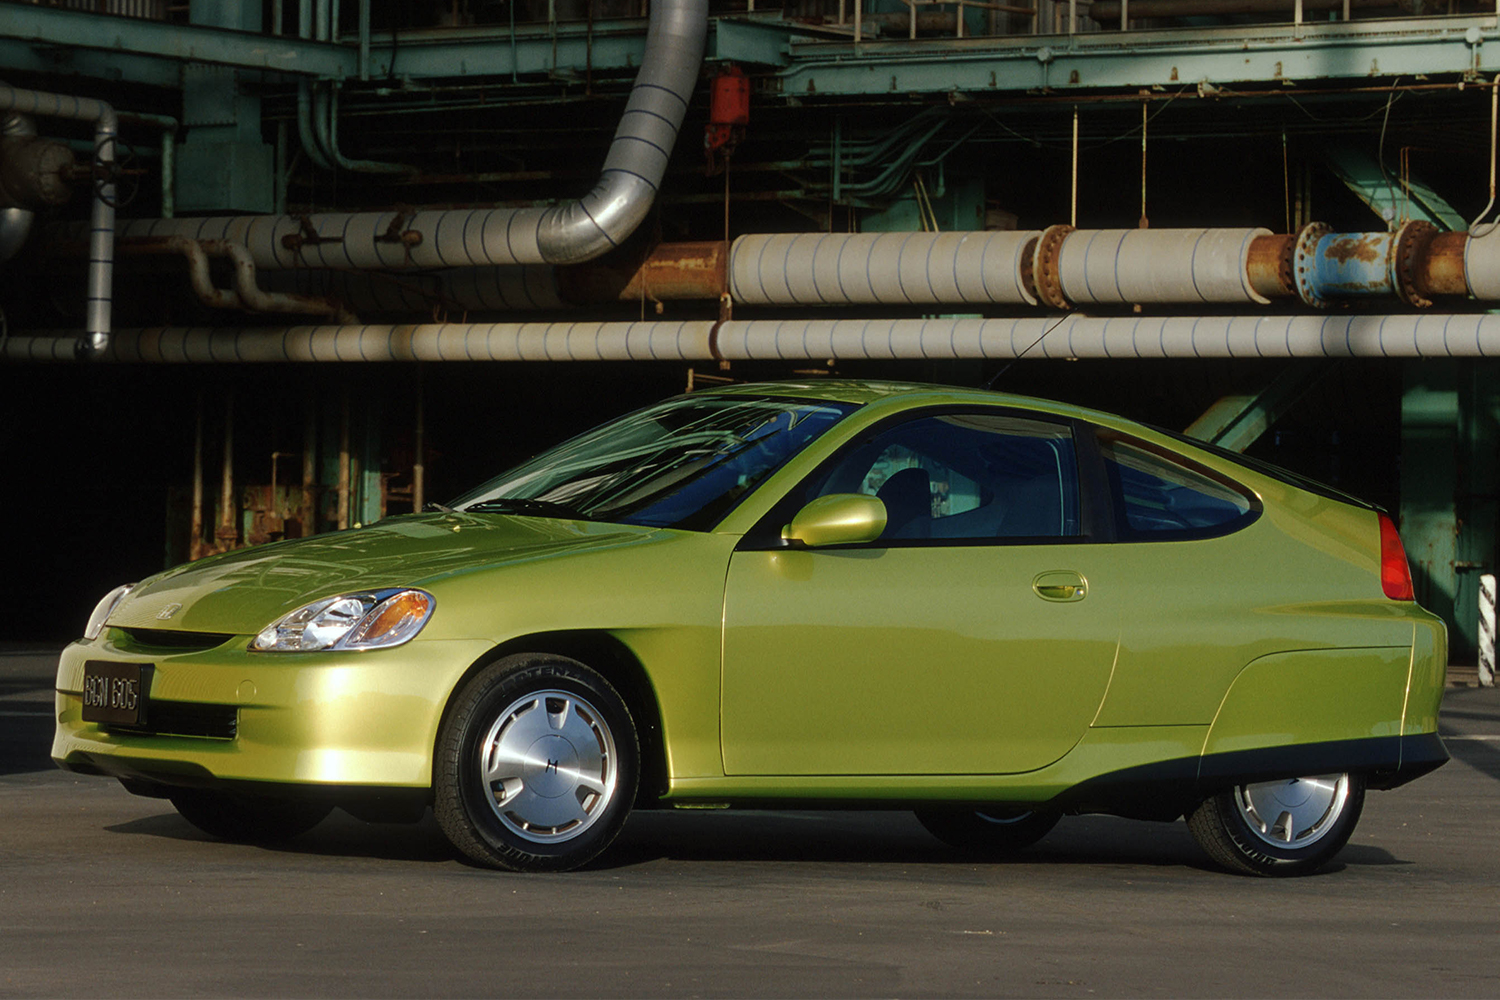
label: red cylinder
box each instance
[709,65,750,127]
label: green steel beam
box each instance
[1401,363,1462,654]
[777,15,1500,96]
[4,7,1498,95]
[1183,361,1330,453]
[0,3,354,77]
[1323,146,1467,231]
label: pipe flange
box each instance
[1393,219,1438,309]
[1292,222,1333,309]
[1033,224,1074,310]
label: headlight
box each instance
[84,583,135,641]
[251,589,435,652]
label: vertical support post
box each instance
[854,0,862,51]
[301,389,317,536]
[1480,573,1497,687]
[413,369,426,514]
[1070,107,1079,228]
[218,390,236,548]
[191,392,204,558]
[832,117,843,204]
[1120,0,1128,30]
[1139,99,1148,229]
[337,386,350,531]
[358,0,371,80]
[1294,0,1303,38]
[1342,0,1350,19]
[1068,0,1076,35]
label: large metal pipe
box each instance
[1056,228,1271,307]
[12,313,1500,362]
[0,86,116,354]
[116,0,706,267]
[729,232,1041,308]
[0,112,37,264]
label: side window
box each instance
[811,412,1080,543]
[1100,436,1255,538]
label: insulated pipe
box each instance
[1464,225,1500,300]
[0,86,116,355]
[119,0,706,267]
[1055,228,1271,306]
[0,112,36,264]
[729,232,1041,307]
[12,313,1500,362]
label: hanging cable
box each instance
[1470,75,1500,238]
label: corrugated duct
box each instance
[101,0,706,268]
[9,314,1500,362]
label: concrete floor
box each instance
[3,648,1498,998]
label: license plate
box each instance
[81,661,153,726]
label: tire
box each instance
[434,653,639,872]
[1187,772,1365,877]
[914,806,1060,854]
[170,789,332,843]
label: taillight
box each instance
[1379,514,1415,601]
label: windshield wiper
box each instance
[463,498,591,520]
[423,501,456,513]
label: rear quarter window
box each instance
[1100,436,1258,541]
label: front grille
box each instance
[115,628,235,652]
[106,701,238,740]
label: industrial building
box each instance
[1,0,1497,669]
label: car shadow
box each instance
[104,806,1405,876]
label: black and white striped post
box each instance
[1480,573,1496,688]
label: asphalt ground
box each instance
[2,648,1498,999]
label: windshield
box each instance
[449,395,858,530]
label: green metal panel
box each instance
[1184,361,1330,453]
[1401,361,1461,653]
[778,16,1500,97]
[1323,146,1467,232]
[861,175,986,232]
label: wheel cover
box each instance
[1234,773,1350,849]
[476,689,618,845]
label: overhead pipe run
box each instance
[0,86,116,356]
[115,0,706,268]
[12,313,1500,363]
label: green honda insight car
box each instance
[55,380,1447,876]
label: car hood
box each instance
[106,513,658,636]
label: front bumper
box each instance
[52,633,495,789]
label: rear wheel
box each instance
[1187,772,1365,876]
[434,654,638,872]
[915,806,1059,854]
[170,789,331,843]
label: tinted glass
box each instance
[811,412,1080,542]
[451,395,856,530]
[1101,438,1253,537]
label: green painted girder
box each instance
[0,3,650,83]
[1184,361,1331,454]
[1323,146,1467,232]
[4,5,1497,96]
[776,15,1500,96]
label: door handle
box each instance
[1033,571,1087,602]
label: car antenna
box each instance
[982,313,1071,391]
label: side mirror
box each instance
[782,494,887,548]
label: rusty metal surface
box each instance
[1032,224,1074,310]
[1292,223,1333,308]
[1246,234,1296,299]
[558,241,727,303]
[1414,231,1468,299]
[1394,220,1438,308]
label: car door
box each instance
[719,409,1121,777]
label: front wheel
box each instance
[434,654,639,872]
[914,806,1060,855]
[1187,772,1365,876]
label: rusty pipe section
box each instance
[48,223,1500,319]
[70,236,358,323]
